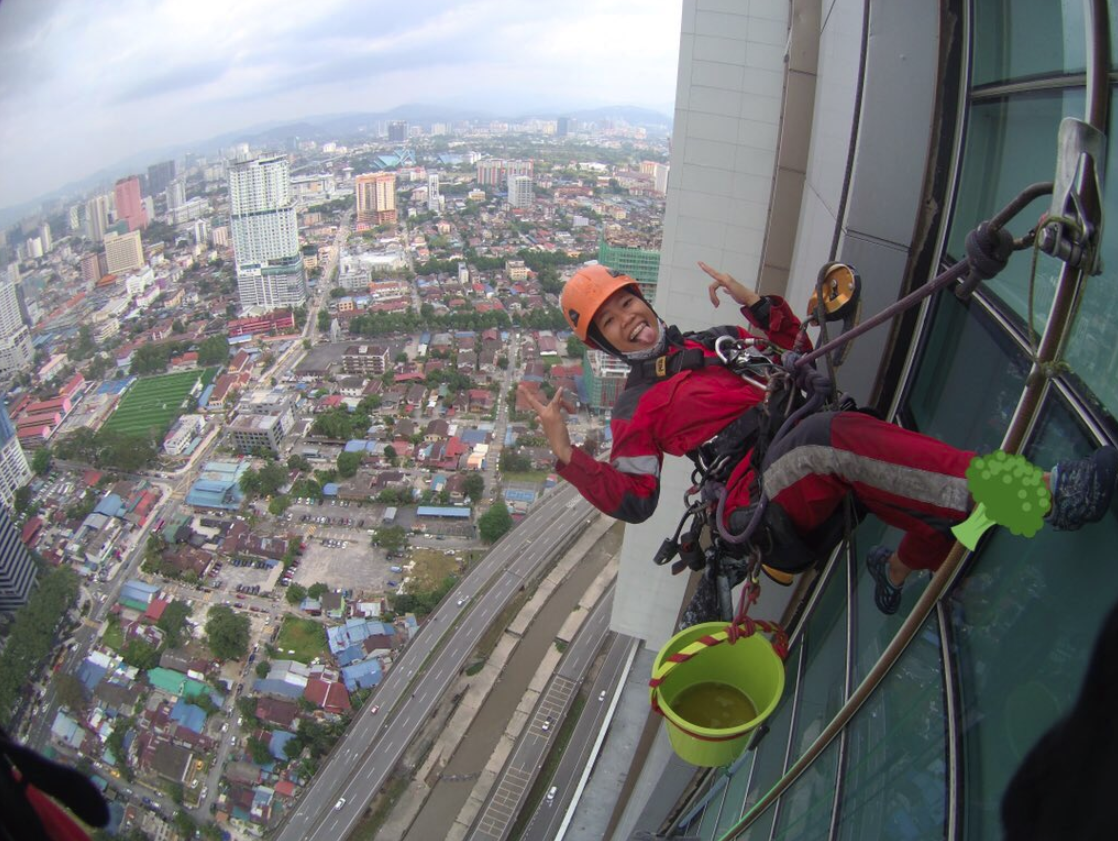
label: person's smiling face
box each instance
[593,289,659,353]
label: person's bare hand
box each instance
[698,261,760,308]
[518,383,573,464]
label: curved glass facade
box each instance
[670,3,1116,839]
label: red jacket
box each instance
[558,297,805,524]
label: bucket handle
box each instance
[649,619,789,694]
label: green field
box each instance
[102,368,218,438]
[274,616,329,664]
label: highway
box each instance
[276,482,594,841]
[468,586,621,841]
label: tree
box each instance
[307,582,328,599]
[336,451,362,479]
[384,444,398,466]
[317,309,331,332]
[287,454,312,472]
[255,660,270,679]
[55,673,88,712]
[157,601,192,648]
[31,447,52,477]
[462,473,485,504]
[285,583,307,605]
[283,736,303,760]
[269,495,291,516]
[566,335,585,358]
[478,501,513,543]
[205,605,251,661]
[121,638,161,671]
[196,335,230,365]
[12,485,36,517]
[373,525,408,554]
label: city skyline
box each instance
[0,0,682,212]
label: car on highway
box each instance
[370,705,380,714]
[457,596,467,607]
[546,786,557,803]
[334,797,346,811]
[542,716,553,732]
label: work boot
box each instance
[866,545,903,616]
[1048,446,1118,531]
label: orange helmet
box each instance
[561,265,642,348]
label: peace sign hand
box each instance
[518,383,573,464]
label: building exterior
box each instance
[342,344,389,375]
[426,172,440,213]
[0,279,33,379]
[227,310,296,338]
[103,230,144,275]
[0,504,36,616]
[80,252,105,285]
[229,155,307,312]
[590,5,1118,841]
[0,403,31,511]
[355,173,397,226]
[166,179,186,211]
[113,175,147,231]
[507,174,533,209]
[163,414,205,456]
[85,194,111,243]
[147,159,176,197]
[596,236,660,302]
[229,403,295,455]
[475,159,533,187]
[582,349,629,414]
[387,120,408,142]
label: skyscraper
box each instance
[147,159,177,196]
[354,173,397,227]
[557,116,572,137]
[0,278,33,379]
[427,172,441,213]
[85,194,111,243]
[228,155,307,312]
[166,179,187,211]
[507,174,533,208]
[103,230,145,274]
[114,175,148,231]
[0,503,36,616]
[387,120,408,142]
[0,402,30,512]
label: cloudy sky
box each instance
[0,0,682,212]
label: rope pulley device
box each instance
[806,262,861,324]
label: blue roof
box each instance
[335,645,365,667]
[269,730,297,760]
[416,506,471,518]
[344,440,368,453]
[94,494,125,517]
[198,383,215,406]
[77,660,107,692]
[460,429,489,445]
[504,489,536,503]
[322,483,339,496]
[341,659,383,692]
[252,679,305,700]
[170,698,207,733]
[97,378,134,396]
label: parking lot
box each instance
[283,501,394,594]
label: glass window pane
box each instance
[693,751,756,840]
[852,518,937,686]
[947,91,1084,332]
[1059,91,1118,418]
[788,562,849,763]
[769,740,841,840]
[905,292,1030,453]
[835,612,948,841]
[953,398,1118,838]
[971,1,1087,86]
[716,649,800,838]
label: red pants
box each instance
[762,412,976,570]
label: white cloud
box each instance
[0,0,681,210]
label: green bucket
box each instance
[650,622,786,767]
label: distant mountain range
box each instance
[1,103,672,228]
